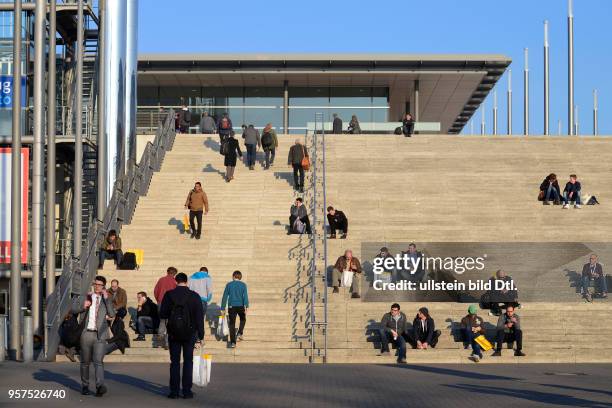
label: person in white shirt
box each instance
[71,275,115,397]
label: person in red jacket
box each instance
[153,267,178,349]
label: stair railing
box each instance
[43,110,176,361]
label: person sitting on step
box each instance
[539,173,561,205]
[562,174,582,209]
[481,269,519,316]
[289,198,312,235]
[379,303,409,364]
[405,307,441,349]
[132,291,160,341]
[326,206,348,239]
[98,230,123,269]
[581,253,608,301]
[492,305,525,357]
[460,305,487,363]
[331,249,362,298]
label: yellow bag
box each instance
[182,213,190,232]
[125,248,144,267]
[474,335,493,351]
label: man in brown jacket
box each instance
[184,182,209,239]
[109,279,128,319]
[331,249,362,298]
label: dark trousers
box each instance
[462,327,482,356]
[201,301,208,335]
[289,215,312,234]
[405,330,441,348]
[246,144,256,166]
[496,329,523,351]
[379,330,407,361]
[169,336,196,396]
[292,163,305,189]
[137,316,155,335]
[98,249,123,268]
[264,149,275,167]
[563,190,582,205]
[403,123,414,136]
[115,307,127,319]
[228,306,246,344]
[329,219,348,234]
[545,185,560,201]
[189,210,203,237]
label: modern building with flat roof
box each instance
[137,53,511,134]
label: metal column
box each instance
[568,0,574,135]
[283,80,289,134]
[523,48,529,136]
[493,90,498,135]
[73,0,84,258]
[507,69,512,135]
[10,0,23,362]
[124,0,138,174]
[31,0,46,336]
[414,80,420,121]
[593,89,598,136]
[45,0,57,358]
[480,100,485,135]
[97,0,107,219]
[544,20,550,135]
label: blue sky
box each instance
[138,0,612,135]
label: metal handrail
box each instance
[43,110,176,361]
[308,112,329,362]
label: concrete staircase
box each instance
[59,134,612,364]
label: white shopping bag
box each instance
[341,270,354,288]
[217,312,230,338]
[193,355,204,387]
[201,354,212,386]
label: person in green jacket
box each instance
[261,123,279,170]
[221,270,249,348]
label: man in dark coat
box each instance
[160,273,204,399]
[326,206,348,239]
[332,113,343,134]
[379,303,409,363]
[287,139,309,192]
[223,133,242,182]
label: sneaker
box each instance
[584,292,593,302]
[332,287,339,294]
[329,234,336,239]
[95,385,107,397]
[491,350,502,357]
[228,342,236,348]
[602,293,608,299]
[237,334,244,342]
[514,350,526,357]
[575,204,581,209]
[133,335,145,341]
[340,234,347,239]
[563,204,569,209]
[82,387,90,396]
[469,354,480,363]
[543,200,550,205]
[397,358,407,364]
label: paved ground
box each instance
[1,362,612,408]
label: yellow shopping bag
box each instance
[182,213,190,232]
[474,335,493,351]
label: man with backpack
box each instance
[261,123,278,170]
[160,272,204,399]
[217,113,233,144]
[179,105,192,134]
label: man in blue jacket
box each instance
[562,174,582,209]
[221,270,249,348]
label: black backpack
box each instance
[394,126,403,135]
[587,195,600,205]
[261,132,273,148]
[166,295,192,341]
[61,313,86,348]
[220,139,229,156]
[119,252,137,270]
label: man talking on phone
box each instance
[72,275,116,397]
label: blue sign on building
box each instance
[0,76,27,109]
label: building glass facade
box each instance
[137,86,389,133]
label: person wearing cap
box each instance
[460,305,486,362]
[405,307,441,349]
